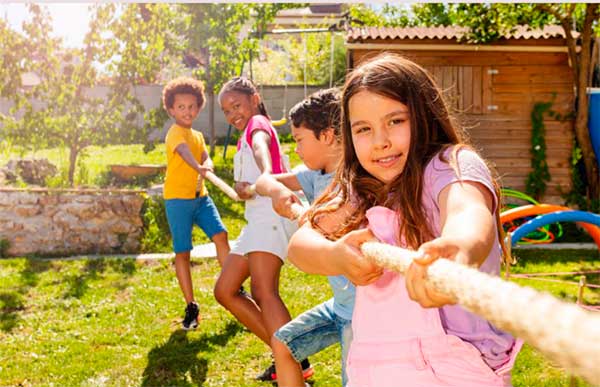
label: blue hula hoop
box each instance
[509,210,600,246]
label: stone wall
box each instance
[0,188,145,257]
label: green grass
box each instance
[1,144,599,386]
[0,142,302,189]
[0,250,598,387]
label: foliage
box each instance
[173,4,301,154]
[254,30,346,87]
[348,4,410,27]
[564,141,600,213]
[0,239,9,258]
[0,19,25,102]
[526,101,553,199]
[140,195,171,253]
[0,4,185,186]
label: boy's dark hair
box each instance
[162,77,206,111]
[218,76,269,118]
[289,88,341,138]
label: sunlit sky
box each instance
[1,3,93,47]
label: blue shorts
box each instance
[274,298,353,386]
[165,195,227,254]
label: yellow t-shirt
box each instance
[163,124,208,199]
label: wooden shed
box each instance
[346,25,576,204]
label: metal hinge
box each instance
[487,105,498,111]
[487,69,499,75]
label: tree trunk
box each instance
[572,5,600,200]
[68,145,79,187]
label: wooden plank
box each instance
[462,66,472,113]
[467,127,572,137]
[492,159,570,169]
[493,73,573,85]
[351,50,570,68]
[465,119,573,130]
[482,66,493,115]
[492,65,573,76]
[471,66,482,114]
[399,51,570,66]
[492,84,573,94]
[457,67,464,111]
[499,175,572,187]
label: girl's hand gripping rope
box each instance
[406,238,461,308]
[335,228,384,286]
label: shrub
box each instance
[0,239,10,258]
[140,195,171,253]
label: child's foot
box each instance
[182,301,199,330]
[239,285,250,298]
[255,358,314,382]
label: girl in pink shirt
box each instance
[288,54,522,386]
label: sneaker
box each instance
[255,362,276,382]
[182,301,199,330]
[255,359,314,382]
[239,285,250,298]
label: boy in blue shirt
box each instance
[255,88,354,386]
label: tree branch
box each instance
[536,4,579,83]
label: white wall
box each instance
[0,84,325,142]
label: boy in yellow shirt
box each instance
[162,77,230,330]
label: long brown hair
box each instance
[309,54,508,261]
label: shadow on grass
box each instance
[0,259,52,333]
[0,292,24,332]
[63,258,136,299]
[141,321,243,387]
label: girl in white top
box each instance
[214,77,298,376]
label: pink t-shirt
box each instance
[422,147,516,369]
[237,115,285,174]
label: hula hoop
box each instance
[509,211,600,247]
[502,205,600,247]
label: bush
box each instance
[0,239,10,258]
[140,195,171,253]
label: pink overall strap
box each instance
[244,115,284,173]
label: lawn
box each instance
[1,144,599,386]
[0,249,598,387]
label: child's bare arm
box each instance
[175,143,213,176]
[406,180,495,308]
[250,130,273,173]
[288,201,383,285]
[200,150,213,170]
[255,173,302,219]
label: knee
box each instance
[250,285,277,308]
[211,231,228,244]
[213,278,231,307]
[271,335,294,361]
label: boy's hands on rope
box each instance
[270,186,303,220]
[405,237,461,308]
[197,165,213,178]
[234,182,256,200]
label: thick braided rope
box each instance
[361,241,600,385]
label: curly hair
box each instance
[162,77,206,111]
[289,87,341,139]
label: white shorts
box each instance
[231,216,298,261]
